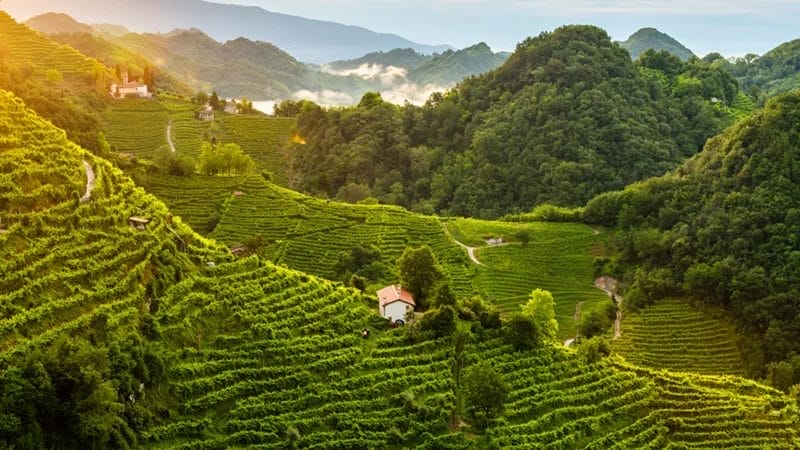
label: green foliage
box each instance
[577,336,612,364]
[153,145,196,177]
[521,289,559,342]
[503,313,540,351]
[418,305,458,339]
[198,142,255,176]
[332,244,388,283]
[4,87,800,449]
[577,302,616,339]
[721,39,800,103]
[587,93,800,373]
[398,246,445,309]
[433,283,457,309]
[462,362,508,431]
[290,25,732,217]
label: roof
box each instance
[128,216,151,224]
[376,284,415,307]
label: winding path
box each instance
[80,160,96,203]
[166,120,176,153]
[594,276,623,339]
[454,240,484,266]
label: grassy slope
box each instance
[614,298,746,376]
[102,97,295,175]
[211,180,477,297]
[446,218,611,340]
[3,88,800,448]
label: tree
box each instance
[209,91,221,110]
[514,229,531,245]
[398,246,444,309]
[521,289,559,341]
[462,362,507,431]
[198,142,255,176]
[433,283,457,308]
[503,313,539,351]
[418,305,457,338]
[196,91,209,106]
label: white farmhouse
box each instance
[110,72,150,99]
[377,284,415,324]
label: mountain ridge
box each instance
[5,0,452,63]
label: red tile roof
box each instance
[376,284,415,307]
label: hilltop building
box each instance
[224,100,238,114]
[377,284,415,324]
[197,106,214,121]
[110,72,150,99]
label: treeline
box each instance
[583,93,800,379]
[277,26,738,218]
[711,39,800,104]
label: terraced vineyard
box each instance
[446,219,611,340]
[215,115,295,185]
[613,298,746,376]
[0,11,108,81]
[212,182,476,297]
[103,97,294,179]
[4,87,800,448]
[140,173,253,233]
[0,90,217,362]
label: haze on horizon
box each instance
[220,0,800,57]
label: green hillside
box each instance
[3,84,800,448]
[286,25,737,217]
[619,27,695,61]
[210,181,476,297]
[724,39,800,101]
[0,11,112,152]
[446,219,610,340]
[614,299,745,376]
[586,92,800,379]
[409,42,509,86]
[325,47,432,71]
[102,96,295,176]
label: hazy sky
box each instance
[213,0,800,56]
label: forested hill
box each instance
[619,27,695,61]
[720,39,800,102]
[285,25,737,217]
[409,43,510,86]
[325,43,510,87]
[585,92,800,379]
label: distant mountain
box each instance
[326,48,432,72]
[619,27,695,61]
[3,0,452,63]
[324,43,510,88]
[24,12,91,34]
[409,42,510,85]
[101,28,371,100]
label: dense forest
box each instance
[584,92,800,379]
[718,39,800,104]
[280,26,739,217]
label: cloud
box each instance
[292,89,355,106]
[321,63,409,87]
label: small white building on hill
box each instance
[377,284,415,324]
[110,72,150,99]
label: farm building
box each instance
[377,284,415,324]
[224,100,238,114]
[110,72,150,99]
[197,106,214,121]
